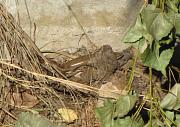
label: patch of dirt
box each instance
[38,46,172,126]
[0,44,169,127]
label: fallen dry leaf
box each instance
[98,82,127,107]
[98,82,127,99]
[6,90,39,108]
[58,108,78,123]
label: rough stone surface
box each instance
[0,0,143,51]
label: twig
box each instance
[0,60,127,98]
[62,0,97,50]
[1,108,17,120]
[15,0,21,25]
[33,22,36,43]
[24,0,32,38]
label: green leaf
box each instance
[160,83,180,110]
[141,5,161,32]
[144,119,164,127]
[165,111,174,123]
[114,94,138,118]
[175,14,180,35]
[165,0,179,12]
[166,11,176,24]
[159,33,173,44]
[131,38,149,53]
[122,16,144,43]
[14,112,66,127]
[141,5,173,41]
[96,94,139,127]
[159,38,173,44]
[141,42,174,75]
[150,13,173,41]
[114,116,144,127]
[175,114,180,127]
[143,30,153,43]
[96,100,114,127]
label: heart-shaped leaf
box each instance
[114,94,138,118]
[15,112,66,127]
[96,100,115,127]
[141,5,173,41]
[144,119,164,127]
[122,16,144,43]
[165,0,179,12]
[141,42,174,75]
[96,94,139,127]
[175,114,180,127]
[114,116,144,127]
[175,14,180,35]
[150,13,173,41]
[160,83,180,110]
[141,5,161,32]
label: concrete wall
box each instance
[0,0,143,51]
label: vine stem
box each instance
[149,67,153,127]
[160,0,165,11]
[127,49,139,93]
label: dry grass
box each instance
[0,4,127,126]
[0,3,95,126]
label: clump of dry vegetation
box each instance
[0,4,99,126]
